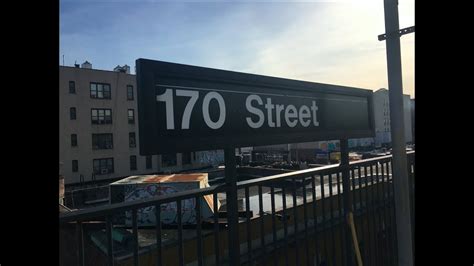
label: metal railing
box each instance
[60,151,414,266]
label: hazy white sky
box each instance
[60,0,414,97]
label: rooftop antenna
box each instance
[62,55,64,66]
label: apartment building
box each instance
[59,62,208,185]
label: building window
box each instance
[146,156,152,169]
[91,109,112,124]
[162,153,177,167]
[69,81,76,94]
[72,160,78,172]
[71,134,77,147]
[127,85,134,100]
[70,107,76,120]
[128,109,135,124]
[92,134,113,150]
[130,156,137,171]
[182,152,192,165]
[93,158,114,175]
[129,132,136,148]
[90,82,111,99]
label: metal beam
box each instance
[382,0,414,265]
[378,26,415,41]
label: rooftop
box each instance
[60,65,135,76]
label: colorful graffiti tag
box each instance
[124,184,197,225]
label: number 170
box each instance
[156,88,226,130]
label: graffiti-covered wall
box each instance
[109,174,219,226]
[123,183,199,225]
[195,150,225,166]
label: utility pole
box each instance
[380,0,414,265]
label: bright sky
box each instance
[60,0,414,98]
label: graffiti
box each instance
[195,150,224,166]
[124,184,197,225]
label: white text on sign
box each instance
[156,89,319,130]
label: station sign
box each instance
[136,59,374,154]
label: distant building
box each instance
[348,138,374,148]
[60,63,217,185]
[403,94,413,144]
[373,88,412,147]
[253,141,341,163]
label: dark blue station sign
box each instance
[136,59,375,155]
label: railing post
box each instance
[340,139,354,266]
[224,147,240,266]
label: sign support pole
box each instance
[224,147,240,265]
[382,0,414,265]
[340,139,354,266]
